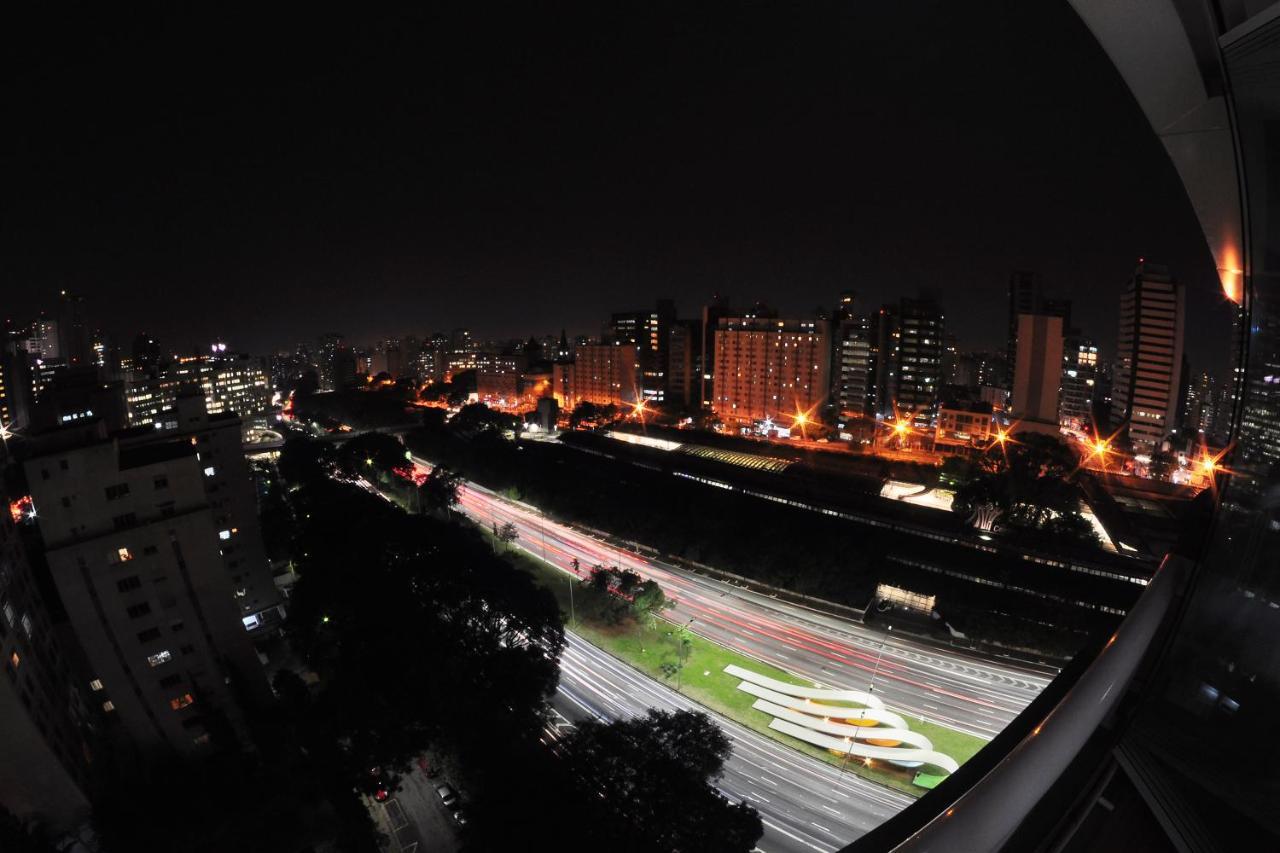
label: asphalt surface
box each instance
[553,633,913,853]
[395,458,1061,850]
[440,468,1055,740]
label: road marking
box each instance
[809,822,834,834]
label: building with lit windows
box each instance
[1059,335,1099,432]
[0,442,95,833]
[711,316,830,427]
[558,343,638,410]
[610,299,676,403]
[893,297,945,428]
[934,399,997,450]
[125,353,272,431]
[1110,261,1185,451]
[21,408,272,757]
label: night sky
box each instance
[3,3,1234,370]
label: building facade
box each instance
[560,343,637,409]
[1,446,95,832]
[1110,262,1186,451]
[711,316,830,426]
[1059,335,1099,432]
[22,418,271,758]
[1011,313,1065,427]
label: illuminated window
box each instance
[147,650,172,667]
[219,530,231,540]
[203,466,215,477]
[90,679,104,691]
[170,693,195,711]
[117,547,133,562]
[9,651,19,668]
[102,700,115,713]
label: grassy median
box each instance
[498,538,989,796]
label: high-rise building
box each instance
[55,292,91,368]
[835,313,879,419]
[1111,262,1186,451]
[132,334,163,375]
[21,413,271,757]
[667,320,700,408]
[699,295,734,407]
[610,299,676,403]
[1010,313,1065,429]
[125,353,272,431]
[119,393,284,632]
[1,443,96,832]
[25,315,60,360]
[1006,272,1070,406]
[894,297,946,428]
[711,316,830,426]
[559,342,637,409]
[1006,271,1041,385]
[1059,335,1099,432]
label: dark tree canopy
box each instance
[560,710,763,853]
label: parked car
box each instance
[436,784,459,809]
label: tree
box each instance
[450,401,507,436]
[951,432,1098,546]
[497,521,519,551]
[418,466,463,517]
[569,401,600,428]
[336,432,406,479]
[285,478,564,800]
[631,578,672,621]
[278,436,336,485]
[559,710,763,852]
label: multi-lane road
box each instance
[399,457,1057,850]
[554,633,912,853]
[438,467,1055,739]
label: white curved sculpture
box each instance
[725,663,958,776]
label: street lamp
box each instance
[868,624,892,696]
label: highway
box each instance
[428,462,1055,740]
[553,632,913,853]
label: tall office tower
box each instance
[1005,272,1071,407]
[22,413,271,757]
[315,333,344,392]
[828,291,857,409]
[711,316,830,426]
[835,314,878,418]
[1007,271,1041,385]
[699,295,733,407]
[1059,335,1100,432]
[1,444,96,832]
[26,315,60,360]
[894,297,945,428]
[1111,261,1186,451]
[610,299,676,403]
[132,333,163,375]
[565,342,637,408]
[1010,313,1065,430]
[667,320,700,408]
[56,292,91,368]
[555,329,571,362]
